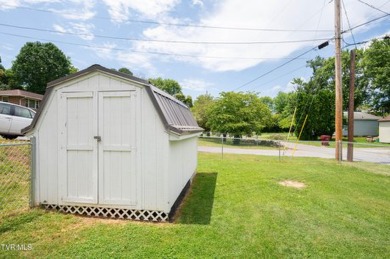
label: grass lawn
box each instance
[1,153,389,258]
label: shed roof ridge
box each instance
[23,64,203,136]
[47,64,150,88]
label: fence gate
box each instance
[0,141,32,219]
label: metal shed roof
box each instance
[146,85,202,135]
[343,111,381,121]
[23,64,203,135]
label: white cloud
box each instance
[0,0,95,20]
[101,0,179,22]
[51,0,96,21]
[0,0,62,9]
[53,22,95,40]
[91,42,117,59]
[181,78,213,91]
[53,24,66,33]
[90,42,155,73]
[116,51,155,72]
[0,0,21,10]
[192,0,203,8]
[132,0,387,72]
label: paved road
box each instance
[198,142,390,165]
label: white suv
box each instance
[0,101,36,139]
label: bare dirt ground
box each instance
[279,180,306,189]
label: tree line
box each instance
[192,37,389,140]
[0,41,193,107]
[1,38,389,140]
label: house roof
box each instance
[23,64,203,135]
[0,89,43,100]
[379,115,390,122]
[343,111,381,121]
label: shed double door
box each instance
[60,91,137,206]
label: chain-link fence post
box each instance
[221,135,224,159]
[30,137,36,208]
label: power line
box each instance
[0,23,331,45]
[232,9,389,92]
[342,0,358,48]
[356,0,390,15]
[1,3,333,33]
[0,31,308,61]
[342,34,389,47]
[341,13,390,34]
[256,64,308,91]
[233,45,322,91]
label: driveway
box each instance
[198,142,390,165]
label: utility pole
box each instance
[335,0,343,161]
[347,49,356,162]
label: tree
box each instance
[0,57,6,89]
[0,69,12,90]
[362,37,390,115]
[291,77,335,140]
[191,93,215,132]
[206,92,272,139]
[273,91,298,131]
[273,91,289,114]
[149,76,193,107]
[118,67,133,76]
[12,42,72,94]
[306,52,367,111]
[290,49,373,140]
[0,57,14,90]
[260,96,274,112]
[174,92,193,108]
[149,77,182,95]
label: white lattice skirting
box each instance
[44,204,169,222]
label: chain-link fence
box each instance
[198,135,390,164]
[0,140,31,219]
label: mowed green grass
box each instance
[1,153,389,258]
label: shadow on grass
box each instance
[176,172,218,225]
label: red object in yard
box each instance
[320,135,330,146]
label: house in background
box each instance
[0,89,43,110]
[378,115,390,143]
[342,111,380,136]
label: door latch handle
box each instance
[94,136,101,142]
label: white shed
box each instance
[23,64,203,222]
[378,115,390,143]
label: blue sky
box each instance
[0,0,389,100]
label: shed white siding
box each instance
[25,65,202,221]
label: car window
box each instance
[0,103,11,115]
[14,106,33,118]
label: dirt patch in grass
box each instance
[279,180,306,189]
